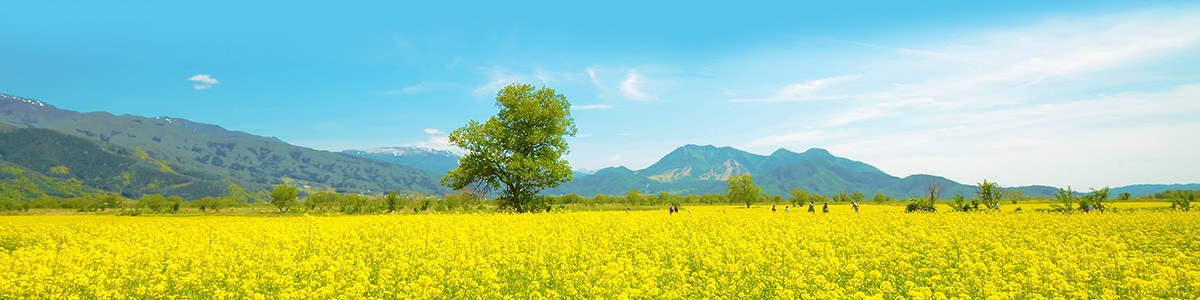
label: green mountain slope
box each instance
[0,93,446,196]
[555,144,981,198]
[0,126,221,198]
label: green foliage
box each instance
[872,192,891,204]
[975,179,1002,210]
[138,194,168,213]
[948,194,982,212]
[1050,187,1077,213]
[442,84,577,213]
[788,188,810,206]
[1170,191,1193,211]
[905,197,936,212]
[725,174,760,208]
[624,188,644,206]
[49,165,69,175]
[1005,189,1025,204]
[1078,187,1110,212]
[385,191,399,213]
[270,184,298,212]
[907,180,940,212]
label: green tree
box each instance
[138,193,167,213]
[1051,186,1076,212]
[1081,187,1110,212]
[96,194,124,211]
[726,174,761,208]
[872,192,890,204]
[442,84,577,213]
[270,184,298,212]
[166,195,183,212]
[1170,190,1193,211]
[851,191,865,203]
[976,179,1003,210]
[624,188,643,206]
[385,191,399,213]
[788,188,810,206]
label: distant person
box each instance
[772,205,777,213]
[785,206,790,213]
[808,201,815,213]
[852,202,860,213]
[1087,205,1095,212]
[822,202,829,213]
[626,208,630,214]
[994,203,1000,211]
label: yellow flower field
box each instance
[1,207,1197,299]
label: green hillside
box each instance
[0,126,222,198]
[554,144,985,199]
[0,93,446,197]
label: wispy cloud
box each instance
[188,74,219,90]
[620,70,650,100]
[573,104,613,110]
[423,128,444,134]
[472,67,524,97]
[587,67,603,89]
[387,81,456,95]
[730,75,857,103]
[733,7,1200,187]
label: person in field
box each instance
[852,201,860,213]
[785,206,790,213]
[772,205,777,213]
[822,202,829,213]
[808,201,815,213]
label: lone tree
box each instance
[442,84,577,213]
[976,179,1003,210]
[726,174,761,208]
[270,184,298,212]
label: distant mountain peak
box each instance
[803,148,832,156]
[0,93,50,108]
[342,146,460,175]
[363,146,457,157]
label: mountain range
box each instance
[1,92,1194,200]
[343,147,460,176]
[0,93,445,199]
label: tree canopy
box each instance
[442,84,577,213]
[726,174,760,208]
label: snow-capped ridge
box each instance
[1,93,48,107]
[365,146,457,157]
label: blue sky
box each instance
[3,1,1198,188]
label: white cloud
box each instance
[389,82,457,95]
[620,70,650,100]
[409,128,462,154]
[188,74,219,90]
[734,7,1200,187]
[730,75,857,103]
[587,67,602,88]
[573,104,613,110]
[472,67,524,97]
